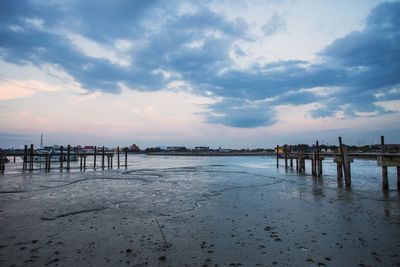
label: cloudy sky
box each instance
[0,0,399,148]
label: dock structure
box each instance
[1,136,400,191]
[0,144,129,174]
[274,136,400,191]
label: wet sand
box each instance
[0,157,399,266]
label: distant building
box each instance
[166,146,187,152]
[81,146,95,153]
[194,146,209,152]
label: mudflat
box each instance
[0,156,399,266]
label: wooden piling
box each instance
[117,146,120,169]
[316,140,321,177]
[312,150,316,176]
[102,146,105,170]
[0,149,4,174]
[276,145,279,168]
[67,145,71,171]
[339,137,351,186]
[381,136,389,190]
[336,160,343,182]
[83,156,87,171]
[110,155,113,169]
[94,146,97,169]
[80,156,83,171]
[48,153,51,172]
[397,166,400,192]
[29,144,34,172]
[45,154,48,172]
[125,147,128,169]
[23,145,28,171]
[289,145,293,168]
[284,144,288,169]
[60,146,64,171]
[13,155,16,163]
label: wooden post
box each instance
[316,140,321,177]
[29,144,34,172]
[336,160,343,182]
[94,146,97,169]
[13,155,16,163]
[397,167,400,192]
[67,145,71,171]
[60,146,64,171]
[48,153,51,172]
[0,149,4,174]
[343,146,351,186]
[107,155,110,169]
[311,150,315,176]
[284,144,288,169]
[102,146,105,170]
[110,155,113,169]
[117,146,120,169]
[23,145,28,171]
[276,145,279,168]
[339,137,350,186]
[289,145,293,168]
[125,147,128,169]
[80,156,83,171]
[83,156,87,171]
[382,166,389,191]
[44,154,48,172]
[381,136,388,190]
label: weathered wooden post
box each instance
[276,145,279,168]
[381,136,389,191]
[93,146,97,169]
[102,146,105,170]
[60,146,64,171]
[48,152,51,172]
[44,154,48,172]
[83,156,87,171]
[339,137,351,186]
[117,146,120,169]
[29,144,34,172]
[284,144,288,169]
[0,149,4,174]
[80,156,83,171]
[125,147,128,169]
[13,155,16,163]
[397,166,400,192]
[67,145,71,171]
[336,158,343,182]
[23,145,28,171]
[311,144,316,176]
[111,155,113,169]
[316,140,321,177]
[289,145,293,168]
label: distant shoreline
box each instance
[146,152,276,157]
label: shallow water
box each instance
[0,155,399,266]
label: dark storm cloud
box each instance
[0,1,399,128]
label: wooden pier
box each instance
[276,136,400,191]
[0,145,130,173]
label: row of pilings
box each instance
[276,136,400,191]
[14,145,129,172]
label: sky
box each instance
[0,0,399,149]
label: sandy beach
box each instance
[0,155,399,266]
